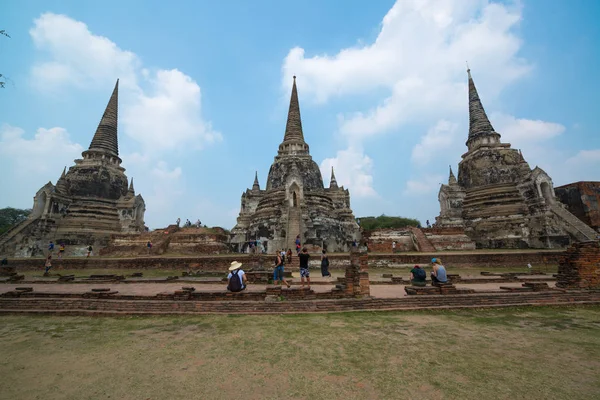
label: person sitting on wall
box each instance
[430,258,448,286]
[227,261,247,292]
[410,264,427,287]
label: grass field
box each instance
[1,306,599,399]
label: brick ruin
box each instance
[0,80,146,257]
[554,182,600,232]
[363,227,476,252]
[230,77,360,254]
[556,241,600,289]
[435,69,598,249]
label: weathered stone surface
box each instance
[555,182,600,232]
[0,80,146,257]
[231,77,360,253]
[436,70,597,248]
[556,241,600,289]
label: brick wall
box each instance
[556,241,600,289]
[555,181,600,230]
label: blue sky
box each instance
[1,0,599,229]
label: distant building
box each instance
[435,70,597,248]
[0,80,146,256]
[230,77,360,253]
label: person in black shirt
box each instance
[298,247,311,289]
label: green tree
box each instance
[0,207,31,235]
[357,215,421,231]
[1,30,10,89]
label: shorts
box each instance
[273,265,284,281]
[300,268,310,278]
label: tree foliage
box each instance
[357,215,421,231]
[0,30,10,89]
[0,207,31,235]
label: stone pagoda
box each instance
[230,77,360,253]
[435,69,597,248]
[0,80,146,257]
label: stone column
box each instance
[345,248,370,296]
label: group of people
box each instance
[43,241,94,275]
[226,246,333,292]
[409,258,448,287]
[177,218,202,228]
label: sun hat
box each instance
[229,261,243,271]
[431,258,437,263]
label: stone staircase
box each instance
[0,217,40,249]
[410,227,436,252]
[551,203,598,242]
[286,206,302,251]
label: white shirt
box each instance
[227,269,245,286]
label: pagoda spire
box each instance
[128,177,135,193]
[60,166,66,179]
[467,69,495,142]
[448,165,457,185]
[56,166,68,194]
[282,76,305,143]
[330,166,339,189]
[252,171,260,191]
[88,79,119,157]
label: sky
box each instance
[1,0,599,230]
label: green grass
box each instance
[1,306,599,399]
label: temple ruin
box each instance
[230,77,360,253]
[0,80,146,256]
[435,70,598,248]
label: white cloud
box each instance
[411,120,459,164]
[320,146,377,197]
[283,0,530,137]
[492,113,565,143]
[30,13,139,91]
[404,174,444,196]
[0,124,83,175]
[122,69,221,152]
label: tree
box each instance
[0,30,10,89]
[0,207,31,235]
[356,215,421,231]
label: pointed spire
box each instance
[56,166,68,194]
[88,79,119,156]
[60,166,66,179]
[448,165,457,185]
[128,177,135,193]
[330,166,339,189]
[467,69,495,141]
[252,171,260,191]
[282,76,305,143]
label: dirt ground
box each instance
[0,307,599,400]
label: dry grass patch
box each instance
[0,307,599,399]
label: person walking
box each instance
[286,248,292,264]
[295,235,301,255]
[44,255,52,275]
[58,243,65,259]
[298,247,311,289]
[146,240,153,255]
[273,250,291,288]
[320,249,331,278]
[87,245,93,258]
[48,241,55,255]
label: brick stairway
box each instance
[286,207,302,251]
[410,227,436,252]
[551,203,598,241]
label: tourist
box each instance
[392,241,396,253]
[48,241,55,255]
[430,258,448,286]
[320,249,331,278]
[196,219,201,228]
[426,219,431,228]
[58,243,65,259]
[176,217,181,227]
[87,245,93,257]
[286,248,292,264]
[352,239,357,248]
[295,235,301,254]
[227,261,247,292]
[146,240,153,255]
[298,247,311,289]
[273,250,291,288]
[44,254,52,275]
[410,264,427,287]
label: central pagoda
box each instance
[231,77,360,253]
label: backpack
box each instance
[413,268,426,280]
[229,270,243,292]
